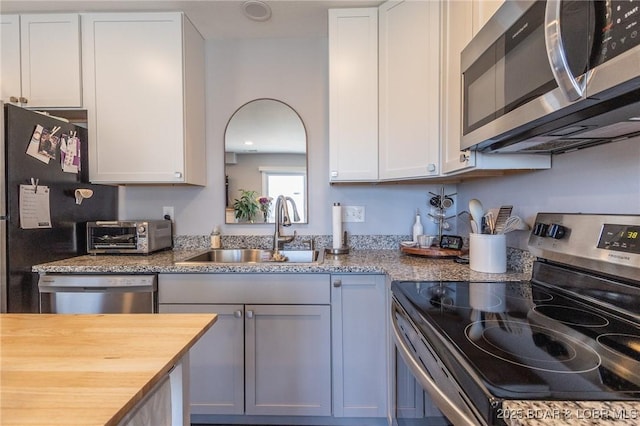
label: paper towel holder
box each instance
[325,231,350,255]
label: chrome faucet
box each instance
[273,195,300,251]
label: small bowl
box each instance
[418,235,437,248]
[400,241,417,248]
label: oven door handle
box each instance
[391,304,479,426]
[544,0,589,102]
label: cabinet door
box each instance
[440,0,475,174]
[245,304,331,416]
[20,14,81,107]
[472,0,504,36]
[379,1,440,180]
[328,8,379,182]
[82,12,204,184]
[331,274,387,417]
[159,304,245,416]
[1,15,21,104]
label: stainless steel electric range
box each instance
[391,213,640,426]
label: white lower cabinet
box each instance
[158,274,331,419]
[331,274,388,418]
[245,304,331,416]
[159,304,244,415]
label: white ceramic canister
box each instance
[469,233,507,273]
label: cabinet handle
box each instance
[427,163,437,173]
[460,152,470,163]
[246,310,254,319]
[9,96,19,103]
[19,97,28,104]
[174,172,183,179]
[333,279,342,288]
[234,310,242,319]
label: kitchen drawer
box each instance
[159,273,330,304]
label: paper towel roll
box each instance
[332,203,342,249]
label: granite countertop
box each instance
[32,248,532,282]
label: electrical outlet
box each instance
[162,206,174,221]
[342,206,365,222]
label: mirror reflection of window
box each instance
[224,99,308,224]
[261,169,307,223]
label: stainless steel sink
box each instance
[176,249,324,265]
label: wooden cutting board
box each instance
[400,245,466,258]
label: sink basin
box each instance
[176,249,324,265]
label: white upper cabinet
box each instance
[378,0,440,180]
[82,12,206,185]
[329,2,441,183]
[328,8,379,182]
[440,0,550,175]
[1,14,82,108]
[472,0,504,36]
[1,15,21,104]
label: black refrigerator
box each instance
[1,103,118,313]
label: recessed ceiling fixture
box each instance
[242,0,272,22]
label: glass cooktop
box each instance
[391,280,640,400]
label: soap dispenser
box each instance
[210,225,221,249]
[412,209,423,242]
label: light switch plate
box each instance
[343,206,365,222]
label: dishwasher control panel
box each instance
[38,274,157,314]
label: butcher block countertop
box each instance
[0,313,217,426]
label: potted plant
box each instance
[233,189,260,223]
[258,196,273,222]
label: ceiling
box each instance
[1,0,384,40]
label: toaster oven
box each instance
[87,220,172,254]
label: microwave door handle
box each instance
[545,0,587,102]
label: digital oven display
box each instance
[597,224,640,254]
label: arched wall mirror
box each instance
[224,98,308,224]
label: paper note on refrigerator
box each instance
[19,184,52,229]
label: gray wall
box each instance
[457,137,640,249]
[120,36,640,242]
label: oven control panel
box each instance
[529,213,640,282]
[597,224,640,254]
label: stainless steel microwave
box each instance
[461,0,640,154]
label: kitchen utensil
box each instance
[494,205,513,234]
[500,216,530,233]
[468,199,484,233]
[470,220,479,234]
[483,211,496,234]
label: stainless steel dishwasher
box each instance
[38,274,158,313]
